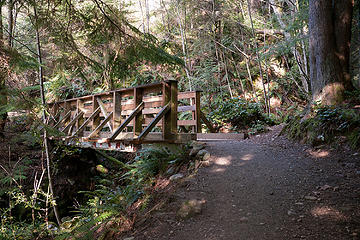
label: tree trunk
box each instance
[246,0,270,114]
[175,0,192,90]
[0,1,3,42]
[0,1,7,136]
[33,3,62,226]
[7,0,13,47]
[309,0,354,105]
[269,0,309,94]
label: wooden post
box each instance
[170,81,178,135]
[64,101,71,128]
[92,96,100,132]
[195,91,202,133]
[133,87,143,138]
[162,80,178,141]
[76,99,84,136]
[113,91,122,131]
[53,104,59,122]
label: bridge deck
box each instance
[47,81,215,151]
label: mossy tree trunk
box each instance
[309,0,354,105]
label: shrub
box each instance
[208,97,275,131]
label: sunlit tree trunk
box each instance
[0,1,7,136]
[0,1,3,42]
[138,0,146,33]
[246,0,270,114]
[145,0,150,33]
[309,0,354,105]
[175,0,192,90]
[33,3,62,226]
[7,0,13,47]
[212,0,223,94]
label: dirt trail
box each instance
[133,126,360,240]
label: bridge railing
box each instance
[47,81,212,144]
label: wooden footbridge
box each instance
[47,81,217,151]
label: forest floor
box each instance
[126,125,360,240]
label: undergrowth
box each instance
[208,97,276,133]
[285,105,360,148]
[56,145,187,240]
[0,144,188,240]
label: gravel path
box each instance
[133,127,360,240]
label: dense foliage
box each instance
[209,97,275,132]
[0,0,360,239]
[286,103,360,147]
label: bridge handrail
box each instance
[47,81,213,144]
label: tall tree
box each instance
[309,0,354,105]
[7,0,13,47]
[0,0,7,136]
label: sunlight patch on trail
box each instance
[214,156,232,166]
[311,206,347,221]
[241,154,254,161]
[307,149,329,158]
[211,167,226,173]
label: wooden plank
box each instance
[88,112,113,138]
[178,120,197,126]
[114,132,135,140]
[92,96,100,131]
[96,97,113,132]
[144,101,163,108]
[162,82,171,140]
[178,105,196,112]
[113,91,122,130]
[142,84,162,95]
[63,101,71,127]
[200,111,216,133]
[120,89,134,98]
[54,110,71,128]
[170,81,178,135]
[134,88,143,137]
[48,82,162,105]
[72,107,101,137]
[109,101,144,141]
[195,91,201,133]
[138,103,170,141]
[143,95,162,103]
[197,133,244,140]
[77,100,85,133]
[142,108,161,115]
[121,99,134,105]
[62,111,84,133]
[178,91,196,100]
[127,116,163,126]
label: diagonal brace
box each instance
[138,103,170,141]
[88,112,113,138]
[62,111,84,134]
[54,110,71,128]
[109,101,144,141]
[96,97,113,132]
[72,107,101,137]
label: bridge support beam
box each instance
[162,80,178,141]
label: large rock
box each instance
[197,149,209,157]
[189,143,205,157]
[177,199,206,219]
[196,149,211,161]
[169,173,184,181]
